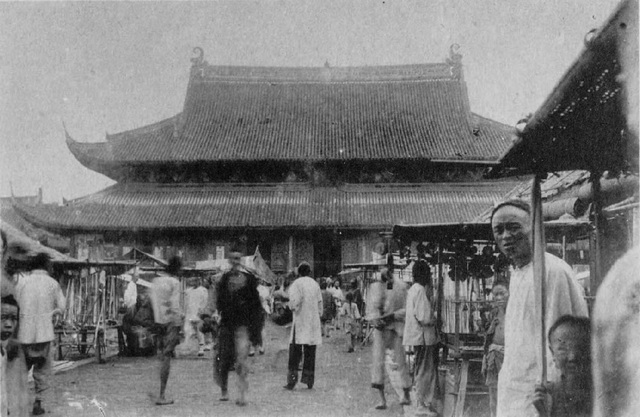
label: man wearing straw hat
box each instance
[491,200,587,417]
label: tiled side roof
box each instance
[66,63,515,176]
[14,182,519,233]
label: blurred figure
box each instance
[370,267,411,410]
[149,256,184,406]
[283,262,322,391]
[250,280,272,356]
[320,279,336,338]
[14,253,65,416]
[482,283,509,417]
[340,292,361,353]
[121,287,155,356]
[592,245,640,417]
[329,278,345,330]
[215,250,262,406]
[271,272,293,326]
[183,276,208,356]
[349,279,364,320]
[1,294,29,417]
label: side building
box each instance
[15,48,517,276]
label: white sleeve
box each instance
[124,282,138,308]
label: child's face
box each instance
[550,324,590,379]
[1,303,18,341]
[492,286,509,307]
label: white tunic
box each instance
[149,274,182,326]
[497,253,588,417]
[15,270,66,344]
[184,286,208,320]
[288,276,322,345]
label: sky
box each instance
[0,0,622,203]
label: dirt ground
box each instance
[40,321,491,417]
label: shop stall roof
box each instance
[392,220,592,244]
[488,0,638,178]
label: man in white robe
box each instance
[491,200,588,417]
[284,262,322,390]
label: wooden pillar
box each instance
[591,172,604,292]
[532,174,548,385]
[288,235,295,272]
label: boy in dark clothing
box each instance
[533,315,592,417]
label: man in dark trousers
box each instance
[283,262,323,390]
[215,250,262,406]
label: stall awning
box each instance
[392,220,592,244]
[488,0,638,178]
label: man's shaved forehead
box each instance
[490,199,531,224]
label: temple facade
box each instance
[15,47,517,276]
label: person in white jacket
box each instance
[403,263,438,416]
[491,200,588,417]
[283,262,322,390]
[14,253,65,415]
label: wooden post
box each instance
[591,172,604,292]
[288,235,294,272]
[437,244,444,339]
[532,174,548,388]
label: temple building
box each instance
[15,47,518,276]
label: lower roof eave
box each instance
[19,224,397,236]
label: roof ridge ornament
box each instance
[584,28,598,48]
[447,44,463,79]
[191,47,205,66]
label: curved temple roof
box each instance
[66,55,515,180]
[13,181,519,233]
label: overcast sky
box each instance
[0,0,621,203]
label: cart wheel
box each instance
[96,329,106,363]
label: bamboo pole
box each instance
[532,175,548,389]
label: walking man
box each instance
[149,256,184,406]
[283,262,322,390]
[370,267,412,410]
[14,253,65,415]
[215,250,262,406]
[403,260,439,416]
[491,199,588,417]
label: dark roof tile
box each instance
[67,63,515,177]
[15,182,519,233]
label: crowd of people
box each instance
[1,197,639,416]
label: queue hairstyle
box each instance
[297,262,311,277]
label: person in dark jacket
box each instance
[320,280,336,337]
[214,250,262,406]
[121,288,155,356]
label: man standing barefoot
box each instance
[149,256,184,406]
